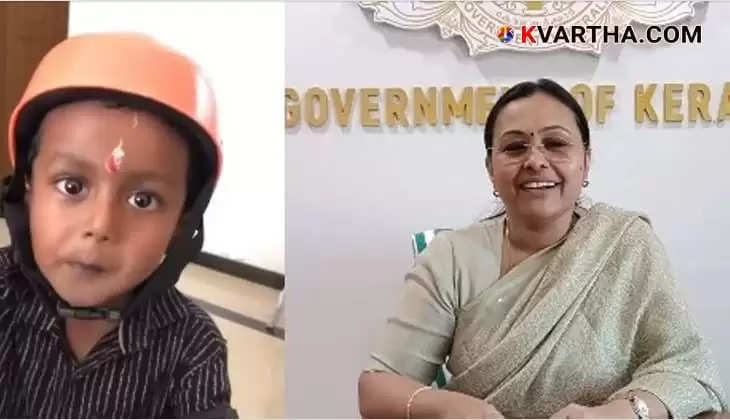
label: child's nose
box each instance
[82,230,110,242]
[83,198,117,242]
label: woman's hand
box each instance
[426,390,504,419]
[550,400,634,419]
[359,371,505,419]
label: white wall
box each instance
[286,2,730,417]
[69,1,285,273]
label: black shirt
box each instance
[0,247,237,418]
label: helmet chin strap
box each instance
[36,242,180,322]
[56,253,168,321]
[56,301,121,321]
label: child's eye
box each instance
[128,192,160,210]
[55,178,86,197]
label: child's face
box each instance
[27,100,190,308]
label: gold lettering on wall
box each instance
[688,83,711,123]
[663,83,683,123]
[304,87,328,127]
[285,83,730,128]
[475,86,496,125]
[360,88,380,127]
[570,84,593,122]
[717,83,730,122]
[385,88,409,127]
[442,87,473,125]
[285,88,300,128]
[330,88,355,127]
[635,84,658,123]
[414,87,437,126]
[596,85,615,124]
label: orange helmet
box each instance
[8,32,221,180]
[3,33,222,319]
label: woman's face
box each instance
[488,92,589,226]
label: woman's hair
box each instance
[483,78,590,160]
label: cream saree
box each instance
[367,203,727,418]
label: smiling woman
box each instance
[358,79,728,419]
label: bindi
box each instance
[104,138,126,174]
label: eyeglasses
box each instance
[487,138,584,164]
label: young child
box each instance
[0,33,237,418]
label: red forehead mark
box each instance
[104,138,125,174]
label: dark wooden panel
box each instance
[0,2,68,178]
